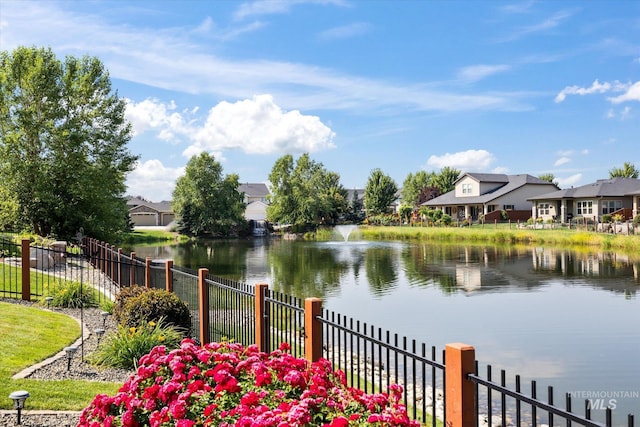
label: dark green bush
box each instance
[116,288,192,336]
[112,285,149,324]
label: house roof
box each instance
[127,197,172,213]
[424,174,556,206]
[528,177,640,201]
[238,183,270,198]
[457,173,509,184]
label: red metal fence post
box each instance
[198,268,209,345]
[304,297,323,364]
[21,239,30,301]
[445,342,476,427]
[129,252,136,286]
[255,283,269,353]
[165,260,173,293]
[145,257,152,288]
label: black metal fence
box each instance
[468,363,636,427]
[1,236,636,427]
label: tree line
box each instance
[1,46,639,240]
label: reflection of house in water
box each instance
[407,244,639,296]
[531,248,639,278]
[456,266,482,292]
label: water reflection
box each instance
[130,240,640,300]
[400,244,640,298]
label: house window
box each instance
[462,183,472,194]
[538,203,551,216]
[577,200,593,215]
[601,200,622,214]
[503,205,514,211]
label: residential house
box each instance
[422,173,559,221]
[127,197,175,227]
[528,177,640,223]
[238,183,270,221]
[127,183,271,227]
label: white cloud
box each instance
[318,22,372,41]
[183,94,336,157]
[125,99,191,143]
[457,65,511,83]
[555,79,612,103]
[233,0,347,21]
[0,2,528,114]
[557,173,582,188]
[608,81,640,104]
[500,10,575,42]
[554,157,570,166]
[492,166,510,174]
[426,149,496,171]
[126,160,185,201]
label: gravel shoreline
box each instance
[1,298,135,427]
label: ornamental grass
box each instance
[79,340,419,427]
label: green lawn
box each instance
[0,301,121,410]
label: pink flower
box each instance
[78,339,420,427]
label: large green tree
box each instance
[609,162,639,179]
[402,171,432,207]
[364,169,398,216]
[171,153,245,237]
[267,153,347,228]
[0,46,138,241]
[431,166,461,194]
[538,173,559,186]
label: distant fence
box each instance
[1,236,636,427]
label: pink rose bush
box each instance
[78,339,420,426]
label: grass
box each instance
[359,224,640,254]
[0,263,45,297]
[120,229,187,245]
[0,301,122,410]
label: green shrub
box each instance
[112,285,149,324]
[601,214,612,223]
[40,280,99,308]
[100,298,114,314]
[634,215,640,226]
[88,318,183,370]
[117,288,192,335]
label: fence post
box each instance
[445,343,476,427]
[106,243,111,280]
[165,260,173,293]
[117,248,123,285]
[255,283,269,353]
[100,241,105,272]
[21,239,30,301]
[198,268,209,346]
[145,257,152,288]
[129,252,136,286]
[304,298,323,364]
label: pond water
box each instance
[129,236,640,420]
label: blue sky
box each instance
[2,0,639,201]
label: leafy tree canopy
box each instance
[609,162,639,179]
[364,168,398,216]
[402,170,442,207]
[537,173,559,186]
[267,153,348,229]
[430,166,461,194]
[171,152,245,237]
[0,46,138,241]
